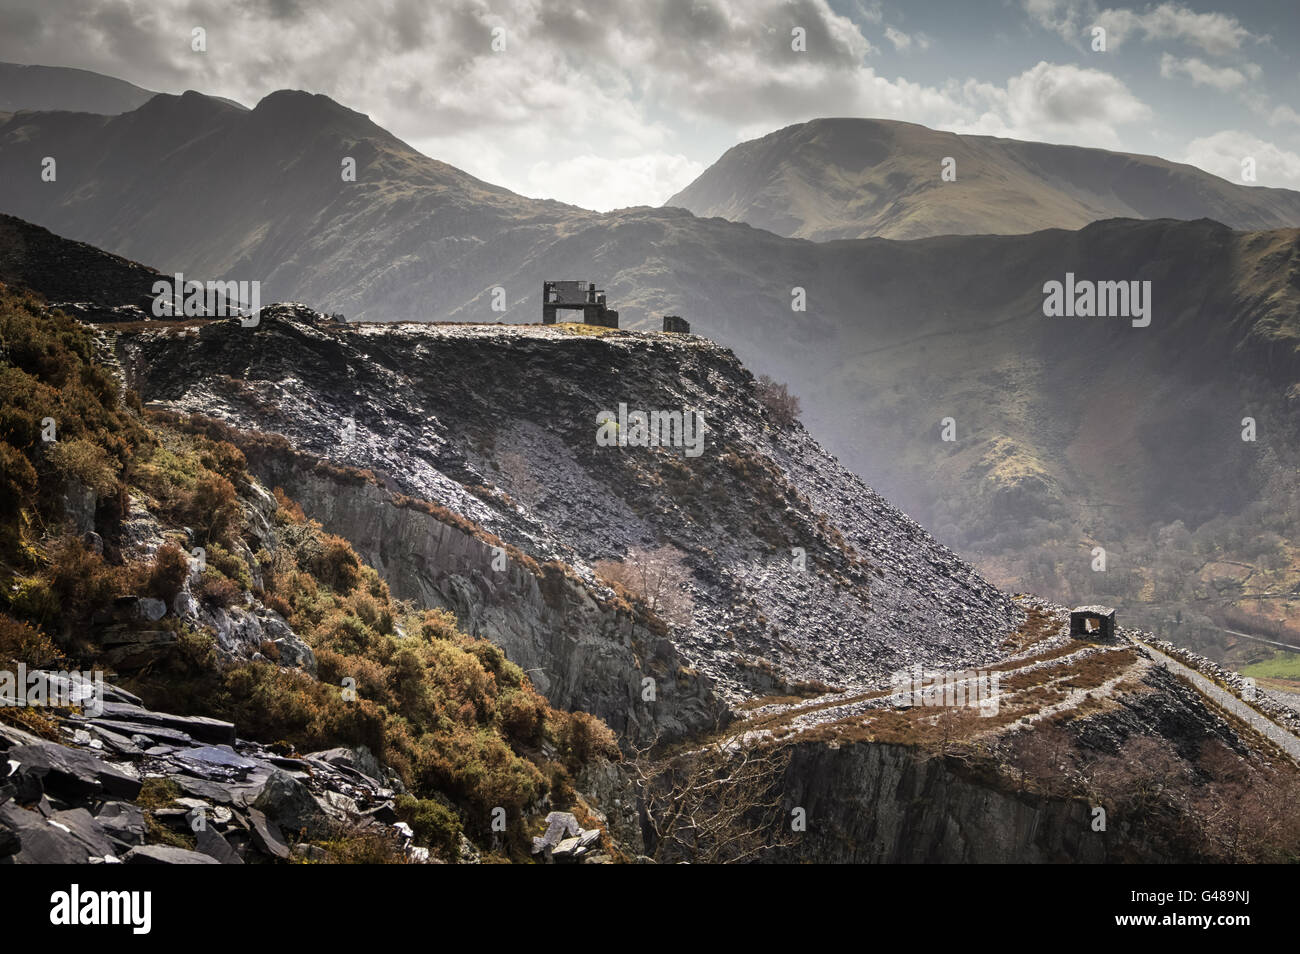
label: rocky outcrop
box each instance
[114,308,1020,715]
[0,671,420,864]
[530,811,606,863]
[259,465,720,744]
[773,740,1178,864]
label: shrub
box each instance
[190,473,240,545]
[204,541,252,590]
[0,613,63,667]
[308,533,361,593]
[558,710,620,767]
[395,794,462,858]
[0,441,37,520]
[272,487,306,524]
[45,535,129,624]
[499,688,547,747]
[145,543,190,603]
[198,440,248,487]
[46,438,120,497]
[419,609,460,641]
[321,828,408,864]
[196,573,242,608]
[755,374,802,428]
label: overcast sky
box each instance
[2,0,1298,210]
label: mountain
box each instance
[665,117,1300,241]
[0,212,163,316]
[0,62,158,115]
[4,220,1300,862]
[0,89,571,319]
[2,91,1298,667]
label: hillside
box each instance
[2,92,1298,667]
[0,212,164,317]
[2,240,1299,860]
[665,117,1300,241]
[0,62,158,115]
[0,89,575,321]
[0,284,626,863]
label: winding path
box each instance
[1134,638,1300,764]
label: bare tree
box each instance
[1192,741,1300,862]
[627,734,795,863]
[1008,723,1078,796]
[755,375,801,429]
[595,544,695,629]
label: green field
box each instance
[1242,651,1300,680]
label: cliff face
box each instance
[112,307,1020,728]
[256,465,724,744]
[775,741,1163,863]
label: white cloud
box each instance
[1184,131,1300,189]
[524,152,705,211]
[1159,53,1253,91]
[882,26,930,51]
[956,61,1150,148]
[1268,105,1300,128]
[1026,1,1262,56]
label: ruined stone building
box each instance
[542,280,619,328]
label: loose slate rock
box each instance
[123,844,221,864]
[6,742,141,800]
[95,801,146,850]
[248,807,291,860]
[0,803,92,863]
[254,770,332,839]
[195,826,244,864]
[531,811,581,855]
[94,702,235,746]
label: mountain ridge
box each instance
[665,117,1300,240]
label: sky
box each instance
[1,0,1297,211]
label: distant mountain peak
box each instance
[666,116,1300,241]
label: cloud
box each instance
[1184,131,1300,189]
[0,0,1176,204]
[1025,1,1262,56]
[1268,105,1300,128]
[957,61,1150,148]
[1159,53,1255,91]
[883,26,928,51]
[524,152,705,211]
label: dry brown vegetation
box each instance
[754,375,801,429]
[628,734,795,863]
[595,544,695,630]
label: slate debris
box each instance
[0,670,425,864]
[530,811,604,863]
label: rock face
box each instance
[114,308,1020,748]
[773,741,1170,863]
[0,671,420,864]
[264,467,719,743]
[530,811,605,863]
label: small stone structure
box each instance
[1070,605,1116,639]
[662,314,691,334]
[542,280,619,328]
